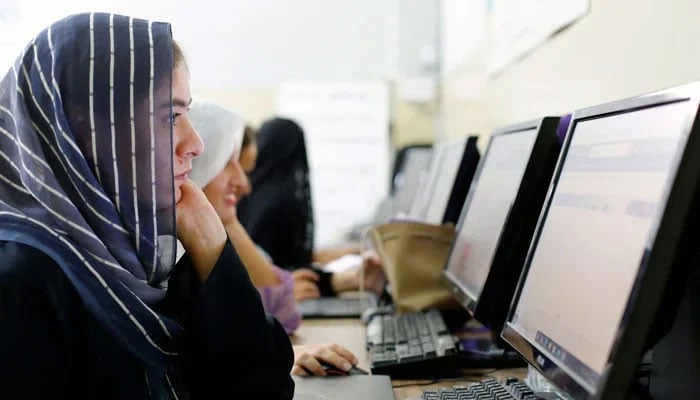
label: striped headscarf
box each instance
[0,13,181,373]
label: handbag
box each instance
[368,221,460,313]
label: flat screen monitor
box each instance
[393,147,433,215]
[443,117,562,333]
[502,84,700,400]
[409,137,479,225]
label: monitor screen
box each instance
[408,138,466,223]
[424,142,470,224]
[506,100,690,395]
[445,128,538,302]
[393,148,433,214]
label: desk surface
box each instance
[291,318,527,399]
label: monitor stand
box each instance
[454,323,526,369]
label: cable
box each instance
[391,371,499,389]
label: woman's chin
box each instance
[220,209,237,225]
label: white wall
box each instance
[2,0,399,89]
[444,0,700,144]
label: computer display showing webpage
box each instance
[424,143,468,224]
[508,101,690,393]
[408,139,464,223]
[446,129,537,301]
[394,149,433,214]
[408,143,446,221]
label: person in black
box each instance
[237,122,385,301]
[237,118,317,270]
[0,13,293,399]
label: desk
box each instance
[292,318,527,399]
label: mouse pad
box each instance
[292,374,395,400]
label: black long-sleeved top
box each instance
[0,239,294,399]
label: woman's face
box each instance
[203,152,251,224]
[239,142,258,174]
[171,65,204,203]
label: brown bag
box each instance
[368,221,460,313]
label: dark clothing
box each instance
[0,239,295,399]
[238,118,314,269]
[313,266,338,298]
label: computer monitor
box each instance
[390,143,432,195]
[392,146,433,215]
[441,136,480,225]
[501,82,700,400]
[442,117,563,335]
[408,136,479,225]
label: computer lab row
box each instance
[301,80,700,400]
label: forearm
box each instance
[225,220,280,286]
[311,244,362,264]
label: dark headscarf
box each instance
[0,13,180,373]
[237,117,314,269]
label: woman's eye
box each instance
[164,113,181,126]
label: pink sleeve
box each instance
[256,266,301,334]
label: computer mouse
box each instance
[321,362,369,376]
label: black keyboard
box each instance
[298,296,377,318]
[421,377,557,400]
[366,308,459,378]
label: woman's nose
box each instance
[175,115,204,160]
[231,161,252,196]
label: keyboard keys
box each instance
[366,308,459,378]
[382,316,396,344]
[420,378,532,400]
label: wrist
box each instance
[330,269,358,293]
[179,211,227,283]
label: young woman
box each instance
[236,118,363,268]
[188,99,360,375]
[0,13,292,398]
[237,118,386,300]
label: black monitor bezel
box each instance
[441,116,561,333]
[501,83,700,400]
[442,135,480,225]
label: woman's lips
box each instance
[174,170,190,182]
[224,193,238,206]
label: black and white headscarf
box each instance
[0,12,180,372]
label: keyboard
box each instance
[366,308,459,378]
[420,377,558,400]
[298,296,377,318]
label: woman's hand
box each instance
[291,343,359,376]
[292,269,321,300]
[330,250,386,294]
[361,250,386,294]
[176,179,227,283]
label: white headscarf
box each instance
[189,99,247,188]
[177,100,247,261]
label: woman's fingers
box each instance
[292,268,320,282]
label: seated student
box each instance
[237,118,386,300]
[0,13,292,398]
[187,100,360,375]
[237,117,363,267]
